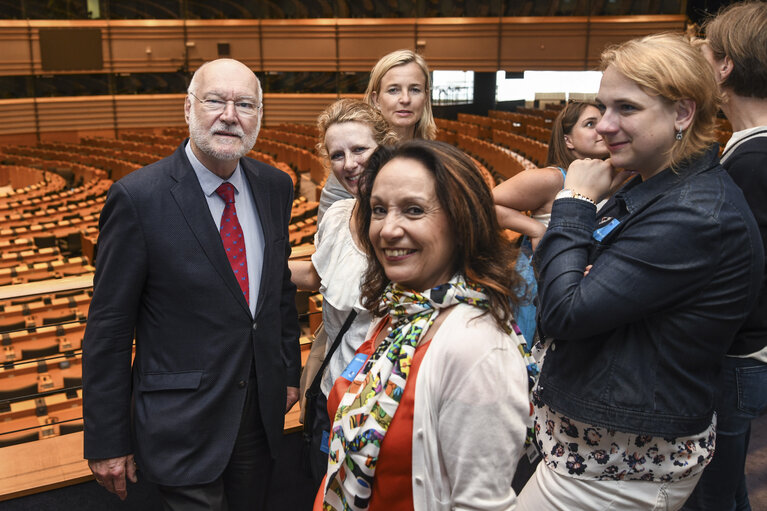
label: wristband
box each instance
[555,188,596,205]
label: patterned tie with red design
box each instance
[216,183,249,304]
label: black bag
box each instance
[302,309,358,445]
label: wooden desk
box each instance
[0,337,311,501]
[0,431,92,501]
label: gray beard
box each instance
[188,111,259,162]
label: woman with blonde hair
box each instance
[319,50,437,220]
[364,49,437,141]
[517,33,763,510]
[290,98,397,487]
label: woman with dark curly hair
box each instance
[314,139,537,510]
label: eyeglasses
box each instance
[188,92,262,117]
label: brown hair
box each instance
[354,140,523,329]
[316,98,398,166]
[546,101,599,168]
[703,1,767,99]
[600,33,720,170]
[364,50,437,141]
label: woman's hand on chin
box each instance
[563,158,614,202]
[564,158,634,203]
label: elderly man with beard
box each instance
[82,58,301,511]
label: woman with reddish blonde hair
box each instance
[517,33,762,511]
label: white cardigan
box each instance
[367,303,530,510]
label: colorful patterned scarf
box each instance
[321,275,538,511]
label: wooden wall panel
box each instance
[261,93,359,125]
[0,16,686,77]
[114,94,185,128]
[499,15,685,71]
[21,21,107,76]
[0,23,34,76]
[185,21,262,71]
[107,21,187,73]
[0,100,37,136]
[0,94,365,141]
[261,20,337,71]
[36,97,115,132]
[500,18,592,71]
[417,18,500,72]
[336,19,416,71]
[586,16,687,66]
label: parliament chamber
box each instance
[2,1,762,509]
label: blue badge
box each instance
[593,218,620,242]
[320,430,330,454]
[341,353,368,381]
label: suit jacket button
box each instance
[252,322,258,331]
[238,380,247,388]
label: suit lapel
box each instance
[242,160,273,319]
[168,145,252,317]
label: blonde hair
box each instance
[316,98,398,165]
[601,33,720,170]
[364,50,437,140]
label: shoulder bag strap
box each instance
[306,309,358,398]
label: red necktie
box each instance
[216,183,249,304]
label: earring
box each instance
[675,128,683,141]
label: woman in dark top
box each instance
[683,3,767,510]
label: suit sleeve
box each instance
[82,181,148,459]
[278,176,302,387]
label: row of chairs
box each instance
[513,107,561,121]
[0,214,99,246]
[492,129,549,167]
[0,247,61,271]
[0,197,104,230]
[81,136,176,158]
[0,177,110,216]
[2,145,140,183]
[0,387,83,449]
[40,142,159,167]
[0,289,92,333]
[274,123,319,139]
[0,257,94,287]
[1,319,86,365]
[456,133,534,182]
[0,167,68,206]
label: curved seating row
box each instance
[81,136,177,159]
[0,167,68,206]
[0,177,110,215]
[456,133,535,182]
[492,129,548,167]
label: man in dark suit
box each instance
[82,58,301,510]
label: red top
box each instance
[314,318,432,511]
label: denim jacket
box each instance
[534,145,763,437]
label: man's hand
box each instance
[286,386,300,413]
[88,454,137,500]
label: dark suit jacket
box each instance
[82,142,301,486]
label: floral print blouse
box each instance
[532,389,716,482]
